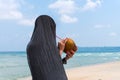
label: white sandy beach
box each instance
[20,61,120,80]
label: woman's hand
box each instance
[62,50,75,64]
[58,38,68,55]
[65,50,75,60]
[65,44,77,60]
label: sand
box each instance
[19,61,120,80]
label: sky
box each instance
[0,0,120,51]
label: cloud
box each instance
[49,0,102,23]
[49,0,78,23]
[109,32,117,37]
[0,0,23,20]
[18,18,35,26]
[49,0,78,15]
[82,0,102,11]
[61,15,78,23]
[0,0,34,26]
[94,24,111,29]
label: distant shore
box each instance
[19,61,120,80]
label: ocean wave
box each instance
[0,64,27,68]
[75,53,93,56]
[116,53,120,55]
[98,53,114,56]
[17,76,31,80]
[98,52,120,57]
[103,58,108,60]
[114,57,120,60]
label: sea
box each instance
[0,47,120,80]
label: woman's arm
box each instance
[58,38,77,64]
[58,38,67,55]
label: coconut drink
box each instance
[64,38,77,53]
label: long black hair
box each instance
[26,15,68,80]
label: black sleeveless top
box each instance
[26,15,68,80]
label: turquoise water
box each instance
[64,52,120,68]
[0,47,120,80]
[0,52,30,80]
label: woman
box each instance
[26,15,75,80]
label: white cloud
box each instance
[94,24,111,29]
[18,18,35,26]
[49,0,102,23]
[0,0,23,20]
[109,32,117,37]
[61,15,78,23]
[49,0,78,23]
[82,0,102,11]
[49,0,78,15]
[0,0,34,26]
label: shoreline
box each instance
[19,61,120,80]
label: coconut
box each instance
[64,38,77,53]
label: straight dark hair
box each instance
[26,15,68,80]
